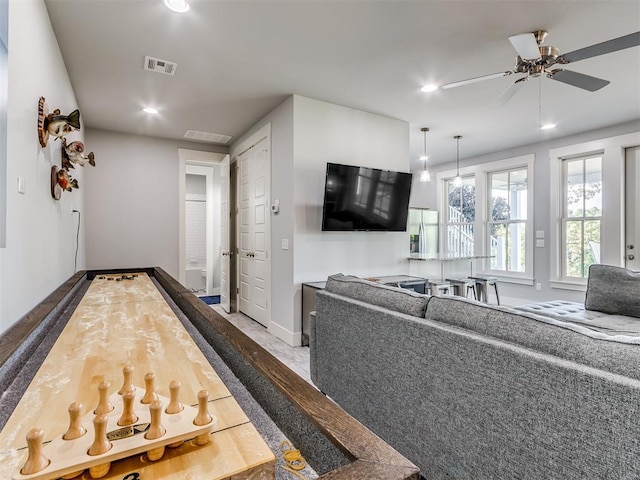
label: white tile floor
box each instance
[210,305,312,384]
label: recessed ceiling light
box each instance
[143,107,159,114]
[164,0,190,13]
[540,123,556,130]
[421,84,438,93]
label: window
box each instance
[437,154,534,284]
[445,176,475,257]
[488,168,528,273]
[562,155,602,279]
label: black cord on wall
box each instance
[73,210,80,272]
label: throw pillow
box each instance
[584,265,640,318]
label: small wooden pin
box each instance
[88,414,111,456]
[20,428,50,475]
[145,400,166,461]
[141,372,158,404]
[193,390,212,445]
[94,381,114,415]
[63,402,86,440]
[87,414,112,478]
[118,390,138,426]
[165,380,183,414]
[118,363,135,395]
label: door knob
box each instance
[628,254,635,260]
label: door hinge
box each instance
[236,287,239,294]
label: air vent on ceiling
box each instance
[184,130,233,144]
[144,56,177,76]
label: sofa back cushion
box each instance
[425,294,640,380]
[325,274,429,318]
[585,265,640,318]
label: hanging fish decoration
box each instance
[44,108,80,141]
[56,168,79,192]
[64,140,96,167]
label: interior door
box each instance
[238,133,271,327]
[219,154,231,313]
[625,146,640,271]
[250,140,269,324]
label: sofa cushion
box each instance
[585,265,640,318]
[325,273,429,318]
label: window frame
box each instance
[486,167,530,276]
[560,154,603,280]
[444,176,476,258]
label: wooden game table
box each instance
[0,268,419,480]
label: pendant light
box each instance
[419,127,431,183]
[453,135,463,187]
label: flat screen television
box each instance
[321,162,412,231]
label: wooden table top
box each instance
[0,273,275,480]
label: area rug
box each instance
[199,295,220,305]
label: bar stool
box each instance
[469,275,500,305]
[427,280,450,296]
[445,278,476,299]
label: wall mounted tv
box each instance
[321,162,412,231]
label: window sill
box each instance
[478,273,534,286]
[549,280,587,292]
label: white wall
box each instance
[410,120,640,305]
[293,96,410,277]
[84,129,227,278]
[231,95,410,345]
[0,0,84,334]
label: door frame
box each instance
[625,145,640,271]
[177,148,227,290]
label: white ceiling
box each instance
[43,0,640,168]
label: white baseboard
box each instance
[268,321,302,347]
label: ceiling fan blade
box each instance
[442,71,513,90]
[491,76,529,107]
[547,69,610,91]
[508,33,541,60]
[558,31,640,63]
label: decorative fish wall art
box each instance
[38,97,96,200]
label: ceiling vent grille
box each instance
[144,56,177,76]
[184,130,233,144]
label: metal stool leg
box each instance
[492,281,500,305]
[467,284,476,299]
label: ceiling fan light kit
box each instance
[441,29,640,105]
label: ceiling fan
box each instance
[442,30,640,106]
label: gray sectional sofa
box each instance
[309,265,640,479]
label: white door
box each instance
[220,154,231,313]
[238,131,271,327]
[625,146,640,271]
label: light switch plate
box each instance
[281,239,289,250]
[536,239,545,248]
[17,177,25,194]
[536,230,544,238]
